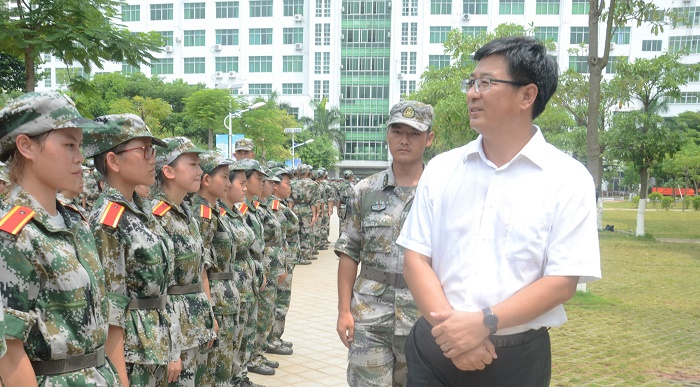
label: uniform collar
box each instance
[463,125,548,170]
[8,185,78,233]
[102,183,150,218]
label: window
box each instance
[184,30,205,47]
[402,0,418,16]
[606,56,627,74]
[184,3,205,19]
[215,57,238,72]
[314,80,330,100]
[645,9,664,22]
[341,57,388,73]
[151,4,173,20]
[499,0,524,14]
[44,72,52,88]
[536,0,559,15]
[284,0,304,16]
[400,80,417,96]
[282,83,303,95]
[283,28,303,44]
[572,0,589,15]
[122,63,140,75]
[673,6,700,27]
[249,83,272,95]
[283,55,303,72]
[569,55,588,73]
[249,56,272,72]
[570,27,589,44]
[428,55,451,69]
[323,52,330,74]
[431,0,451,14]
[287,107,299,119]
[315,24,322,46]
[151,58,174,75]
[430,27,451,44]
[249,28,273,45]
[315,0,331,17]
[410,23,418,45]
[464,0,488,15]
[250,0,273,17]
[216,1,238,18]
[122,5,140,22]
[668,92,700,104]
[184,57,205,74]
[462,26,487,37]
[642,40,662,51]
[216,29,238,45]
[314,52,322,74]
[611,27,630,44]
[534,27,558,42]
[56,67,87,86]
[324,24,331,46]
[669,35,700,54]
[158,31,173,46]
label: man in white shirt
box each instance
[396,36,602,386]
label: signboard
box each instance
[215,134,244,158]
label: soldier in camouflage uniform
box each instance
[234,138,255,160]
[318,169,335,250]
[153,138,217,387]
[0,91,120,386]
[84,113,179,387]
[337,170,355,233]
[289,164,320,262]
[335,101,435,387]
[81,158,102,213]
[310,170,324,254]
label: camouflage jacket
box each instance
[334,166,421,336]
[57,192,88,220]
[90,184,177,364]
[220,201,257,303]
[191,195,239,316]
[290,178,320,206]
[0,288,4,358]
[152,190,215,349]
[81,168,102,214]
[321,180,337,204]
[271,195,300,265]
[338,180,355,205]
[1,186,119,384]
[240,198,265,289]
[260,196,286,277]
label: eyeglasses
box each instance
[461,78,529,94]
[115,145,156,159]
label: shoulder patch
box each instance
[237,203,249,216]
[199,204,212,220]
[152,201,172,217]
[271,200,280,211]
[253,200,261,209]
[0,206,36,235]
[219,207,227,216]
[99,202,125,228]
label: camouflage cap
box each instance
[261,166,281,182]
[155,137,207,171]
[0,161,7,183]
[297,163,311,176]
[386,100,434,132]
[199,150,232,175]
[228,159,245,172]
[83,113,167,158]
[237,158,268,176]
[270,167,292,179]
[343,170,354,178]
[0,91,106,162]
[235,138,254,151]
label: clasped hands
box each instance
[430,310,497,371]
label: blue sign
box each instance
[285,159,302,168]
[216,134,245,158]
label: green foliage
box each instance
[648,192,663,207]
[0,53,27,92]
[183,89,233,149]
[682,196,694,210]
[693,196,700,211]
[107,96,172,137]
[661,196,674,210]
[631,195,640,208]
[293,131,340,170]
[299,97,344,157]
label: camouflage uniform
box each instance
[57,192,89,219]
[311,171,326,253]
[338,171,356,233]
[318,173,334,249]
[334,166,422,387]
[289,165,320,262]
[81,164,102,214]
[0,287,4,358]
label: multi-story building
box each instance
[35,0,700,176]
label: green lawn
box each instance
[601,201,700,239]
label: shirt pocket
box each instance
[361,214,393,254]
[173,252,199,285]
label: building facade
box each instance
[35,0,700,176]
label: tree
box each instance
[0,0,163,92]
[108,96,172,137]
[659,142,700,199]
[0,53,27,92]
[183,89,232,149]
[294,131,340,170]
[299,97,345,157]
[229,99,298,162]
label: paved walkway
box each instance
[249,215,348,387]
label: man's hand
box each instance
[336,311,355,348]
[450,339,497,371]
[431,310,490,358]
[208,318,220,349]
[278,273,288,285]
[167,359,182,383]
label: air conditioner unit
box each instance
[213,44,222,51]
[387,32,391,39]
[342,6,346,13]
[339,94,344,100]
[164,45,173,53]
[397,73,404,79]
[340,64,344,69]
[294,42,303,50]
[294,14,303,22]
[387,1,391,8]
[175,35,182,42]
[215,71,224,78]
[341,33,345,40]
[228,71,237,78]
[462,13,470,20]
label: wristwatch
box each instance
[482,307,499,335]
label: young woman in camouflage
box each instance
[152,138,218,387]
[0,92,120,386]
[84,113,178,387]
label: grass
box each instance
[551,227,700,386]
[601,201,700,239]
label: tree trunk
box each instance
[636,198,646,236]
[208,128,213,150]
[636,166,648,236]
[24,46,35,92]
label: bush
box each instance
[693,196,700,211]
[682,196,693,210]
[648,192,663,208]
[631,195,640,208]
[661,196,674,210]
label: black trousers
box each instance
[405,317,551,387]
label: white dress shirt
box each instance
[396,127,602,335]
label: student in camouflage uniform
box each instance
[310,170,325,254]
[0,91,120,386]
[190,152,241,386]
[337,170,355,233]
[335,100,435,387]
[234,138,255,160]
[318,169,335,250]
[289,164,320,262]
[153,138,217,387]
[84,113,177,387]
[81,159,102,213]
[58,166,89,219]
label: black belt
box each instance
[359,266,407,288]
[167,283,202,295]
[127,297,166,310]
[235,251,248,261]
[32,346,105,375]
[490,327,549,348]
[208,271,234,280]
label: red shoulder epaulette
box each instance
[200,204,212,220]
[99,202,125,228]
[253,200,260,209]
[0,206,35,235]
[271,200,280,210]
[238,203,249,216]
[219,207,227,216]
[152,201,172,217]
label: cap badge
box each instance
[402,106,415,118]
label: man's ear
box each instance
[105,152,121,174]
[201,173,211,188]
[15,134,37,161]
[519,83,538,112]
[162,165,176,180]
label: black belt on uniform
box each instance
[31,346,105,375]
[167,283,202,295]
[490,327,549,348]
[359,265,407,288]
[235,251,248,261]
[126,297,166,310]
[208,271,234,280]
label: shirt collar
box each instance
[463,125,548,170]
[382,165,398,190]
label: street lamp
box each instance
[223,101,266,157]
[290,139,314,168]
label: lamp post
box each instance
[223,101,266,157]
[290,139,314,168]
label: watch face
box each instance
[485,314,498,327]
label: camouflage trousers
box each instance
[267,263,295,347]
[321,212,330,247]
[127,363,166,387]
[201,314,237,386]
[231,296,253,385]
[347,329,408,387]
[338,204,348,233]
[238,297,259,378]
[169,345,208,387]
[312,215,322,252]
[294,205,314,260]
[249,276,278,367]
[35,363,119,386]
